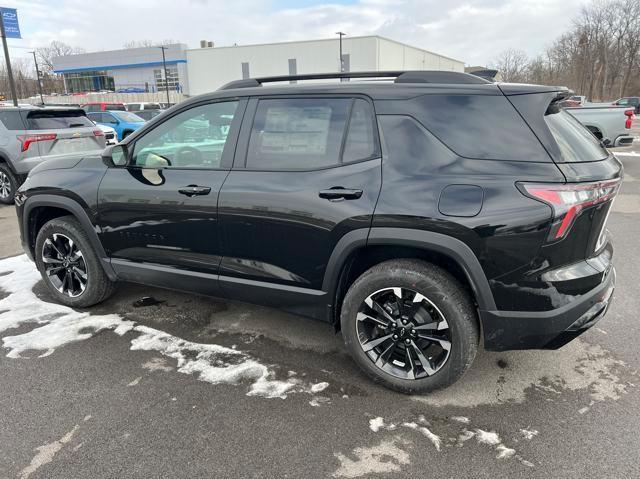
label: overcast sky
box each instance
[7,0,586,66]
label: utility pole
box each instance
[158,45,171,106]
[335,31,346,73]
[30,51,44,104]
[0,15,18,106]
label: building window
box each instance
[154,66,180,91]
[241,62,250,80]
[63,70,115,93]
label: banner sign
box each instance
[0,8,21,39]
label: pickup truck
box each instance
[565,105,635,147]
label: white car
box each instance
[94,123,118,145]
[125,102,162,112]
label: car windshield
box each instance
[113,111,145,123]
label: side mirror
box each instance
[102,144,128,167]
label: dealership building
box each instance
[52,43,189,94]
[51,36,464,97]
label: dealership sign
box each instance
[0,7,20,38]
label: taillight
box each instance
[518,178,621,242]
[17,133,57,152]
[624,109,634,129]
[93,129,104,137]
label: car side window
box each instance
[246,98,350,170]
[130,101,239,169]
[0,111,26,130]
[103,113,117,124]
[342,99,377,162]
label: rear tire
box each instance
[341,259,479,394]
[35,216,115,308]
[0,163,17,205]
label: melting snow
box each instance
[474,429,501,446]
[0,255,327,400]
[369,417,385,432]
[402,422,441,451]
[496,444,516,459]
[520,428,539,440]
[451,416,470,424]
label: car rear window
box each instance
[410,94,551,162]
[24,110,94,130]
[106,104,126,111]
[545,110,608,162]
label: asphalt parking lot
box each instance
[1,148,639,478]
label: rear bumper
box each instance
[480,267,615,351]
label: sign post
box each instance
[0,7,21,106]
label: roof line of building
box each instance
[54,59,186,74]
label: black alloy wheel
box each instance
[41,233,88,298]
[356,287,452,380]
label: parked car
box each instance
[0,106,105,204]
[15,71,620,394]
[133,109,163,121]
[125,102,162,112]
[570,95,587,105]
[159,102,176,109]
[565,105,635,147]
[612,96,640,113]
[93,123,118,146]
[559,98,581,108]
[81,102,127,113]
[87,111,145,141]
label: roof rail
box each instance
[218,70,491,90]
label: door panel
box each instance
[98,167,228,274]
[218,158,381,291]
[97,99,245,278]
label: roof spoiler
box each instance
[218,70,491,90]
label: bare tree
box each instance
[122,39,179,49]
[36,41,85,73]
[492,49,530,82]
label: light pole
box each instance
[336,31,346,73]
[30,51,44,104]
[158,45,171,105]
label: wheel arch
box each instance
[323,227,496,327]
[23,195,116,280]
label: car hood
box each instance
[28,150,104,176]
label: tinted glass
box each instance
[0,111,25,130]
[127,103,141,111]
[131,101,238,169]
[547,110,608,162]
[102,113,118,124]
[343,99,377,162]
[106,104,126,111]
[83,105,100,112]
[25,110,94,129]
[411,94,550,162]
[247,98,349,169]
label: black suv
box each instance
[15,71,621,393]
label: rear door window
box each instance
[23,110,94,130]
[342,99,378,162]
[246,98,350,169]
[546,110,608,162]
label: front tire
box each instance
[35,216,115,308]
[341,259,479,394]
[0,163,17,204]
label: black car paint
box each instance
[15,80,622,351]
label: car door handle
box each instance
[319,187,363,200]
[178,185,211,197]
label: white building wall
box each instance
[186,36,464,96]
[187,37,378,96]
[376,38,464,72]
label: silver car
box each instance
[0,106,106,203]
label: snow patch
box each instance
[19,425,79,479]
[520,428,539,440]
[450,416,470,424]
[402,422,441,451]
[496,444,516,459]
[333,437,411,478]
[0,255,327,400]
[475,429,501,446]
